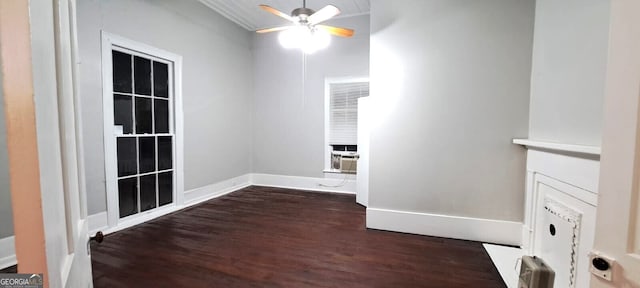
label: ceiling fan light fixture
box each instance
[278,26,331,54]
[278,26,308,49]
[259,2,350,54]
[308,28,331,52]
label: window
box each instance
[102,31,183,228]
[324,78,369,172]
[111,48,175,218]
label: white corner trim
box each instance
[366,208,522,246]
[513,139,601,156]
[0,236,16,270]
[251,173,356,194]
[184,174,251,206]
[88,211,108,235]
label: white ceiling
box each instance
[198,0,370,31]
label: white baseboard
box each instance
[89,174,252,235]
[184,174,251,205]
[251,173,356,194]
[0,236,16,270]
[88,173,354,235]
[101,203,184,235]
[88,212,108,235]
[89,173,526,246]
[366,208,522,246]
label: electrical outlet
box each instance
[589,251,615,281]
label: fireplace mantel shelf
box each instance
[513,139,601,156]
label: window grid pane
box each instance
[134,56,152,95]
[112,50,132,93]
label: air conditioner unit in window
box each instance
[331,152,358,173]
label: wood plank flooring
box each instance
[0,265,17,273]
[91,186,506,287]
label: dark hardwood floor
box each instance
[91,186,505,287]
[0,265,17,273]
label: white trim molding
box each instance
[366,208,522,246]
[184,174,252,205]
[0,236,16,270]
[251,173,356,194]
[513,139,601,156]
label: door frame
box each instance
[1,0,94,286]
[101,31,184,229]
[591,0,640,286]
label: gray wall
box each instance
[368,0,534,221]
[528,0,610,146]
[252,15,370,177]
[0,61,13,239]
[78,0,253,214]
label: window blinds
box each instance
[329,81,369,145]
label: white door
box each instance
[591,0,640,287]
[356,97,371,206]
[0,0,93,287]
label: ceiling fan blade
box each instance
[259,5,293,22]
[308,5,340,25]
[256,26,291,34]
[317,25,354,38]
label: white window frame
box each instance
[101,31,184,229]
[324,76,369,172]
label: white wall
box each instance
[368,0,534,222]
[252,15,370,177]
[0,60,13,239]
[78,0,253,214]
[528,0,610,146]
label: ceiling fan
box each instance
[256,1,355,53]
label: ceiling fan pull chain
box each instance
[302,51,307,108]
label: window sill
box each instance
[323,169,356,175]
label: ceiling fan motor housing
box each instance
[292,7,315,22]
